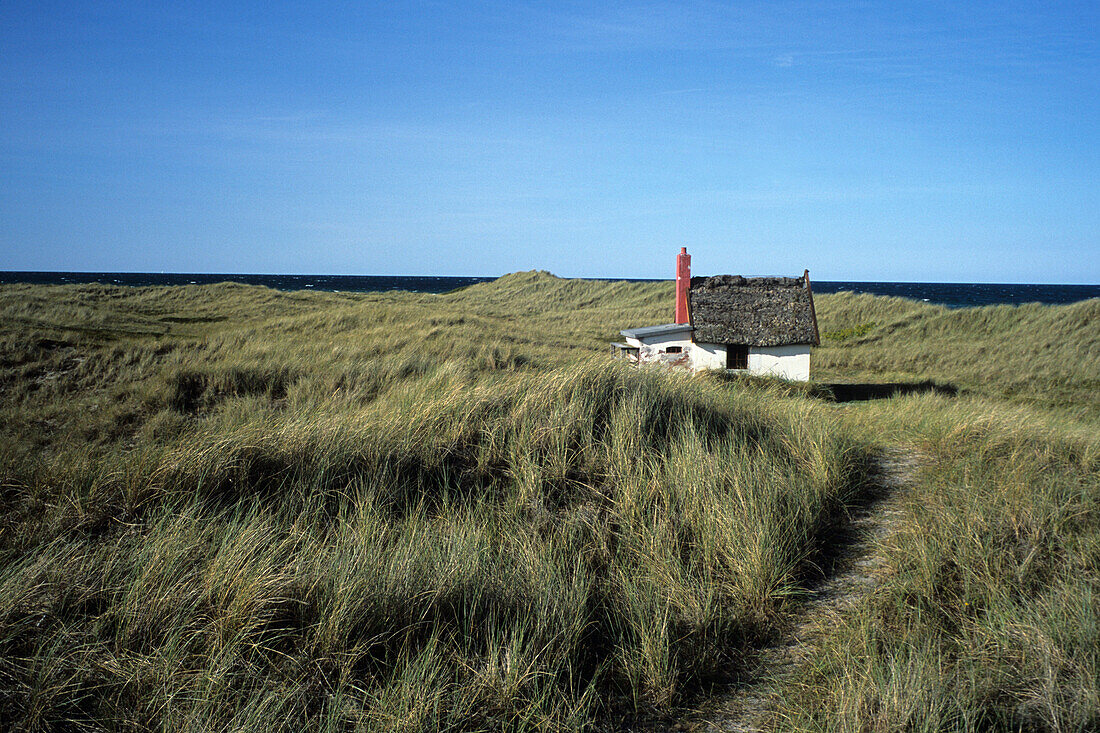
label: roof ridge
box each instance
[691,274,807,289]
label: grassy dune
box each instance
[814,291,1100,415]
[773,397,1100,731]
[0,273,1097,731]
[0,276,864,730]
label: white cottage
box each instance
[611,249,820,381]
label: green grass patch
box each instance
[821,321,877,342]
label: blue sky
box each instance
[2,1,1098,282]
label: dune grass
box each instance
[778,290,1100,732]
[768,396,1100,731]
[0,273,1096,731]
[813,291,1100,416]
[0,276,869,731]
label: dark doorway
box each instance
[726,344,748,370]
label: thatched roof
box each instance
[689,274,819,346]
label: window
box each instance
[665,346,682,354]
[726,344,748,370]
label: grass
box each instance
[770,396,1100,731]
[0,273,1096,731]
[0,276,868,731]
[813,291,1100,416]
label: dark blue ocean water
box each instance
[1,271,1097,309]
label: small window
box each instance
[727,344,748,370]
[665,346,682,353]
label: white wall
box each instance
[748,344,810,381]
[692,343,811,381]
[628,335,811,381]
[627,333,695,368]
[690,342,727,370]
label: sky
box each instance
[2,1,1098,283]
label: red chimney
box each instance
[675,247,691,324]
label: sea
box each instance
[1,271,1098,310]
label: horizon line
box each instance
[1,269,1098,287]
